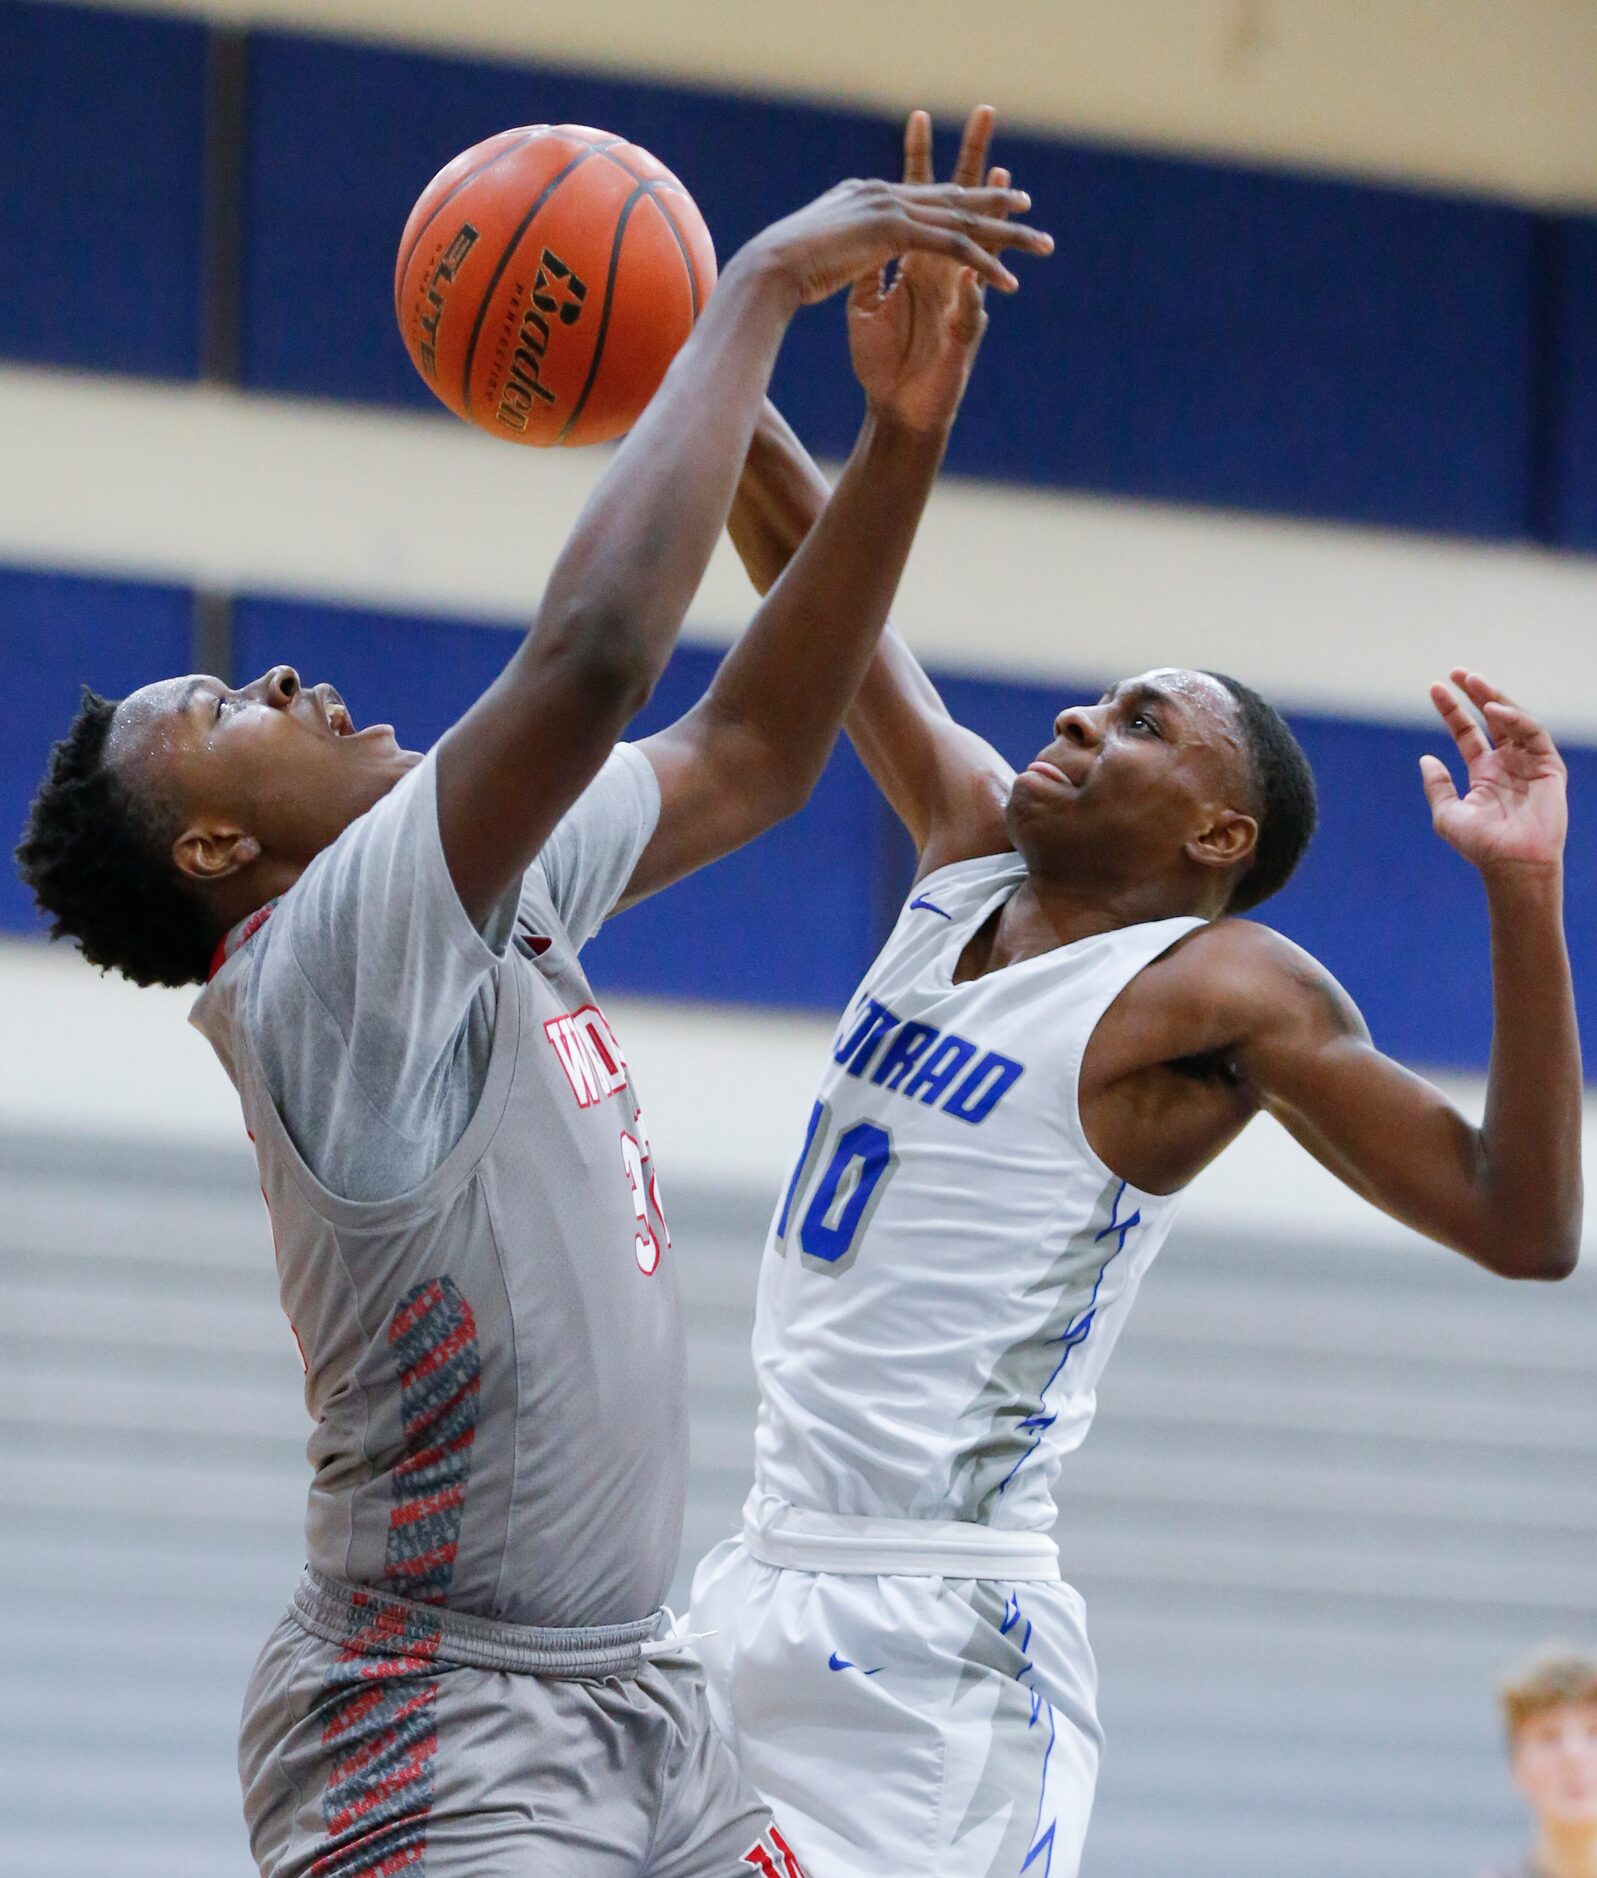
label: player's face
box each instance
[1513,1701,1597,1826]
[1003,668,1252,892]
[110,665,420,877]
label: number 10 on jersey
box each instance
[775,1101,898,1275]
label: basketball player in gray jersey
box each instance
[701,112,1583,1878]
[16,154,1052,1874]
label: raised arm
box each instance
[724,111,1024,881]
[434,173,1036,924]
[624,118,1051,904]
[729,404,1014,876]
[1228,674,1581,1278]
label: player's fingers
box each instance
[948,265,988,344]
[952,104,996,188]
[1418,753,1459,816]
[897,226,1019,289]
[1452,667,1518,714]
[898,201,1051,255]
[903,110,934,186]
[848,266,888,315]
[895,182,1034,215]
[1483,698,1559,757]
[961,171,1013,303]
[1429,680,1491,765]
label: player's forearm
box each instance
[523,250,797,709]
[728,401,831,598]
[706,409,949,805]
[1477,863,1583,1277]
[729,400,991,855]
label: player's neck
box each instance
[1533,1819,1597,1878]
[960,876,1188,979]
[207,859,308,944]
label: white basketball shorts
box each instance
[689,1535,1102,1878]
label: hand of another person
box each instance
[848,106,1039,435]
[1419,670,1568,877]
[742,164,1050,313]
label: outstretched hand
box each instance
[848,106,1047,434]
[1419,670,1568,877]
[746,163,1050,315]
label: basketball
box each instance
[394,124,717,447]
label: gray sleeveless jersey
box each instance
[190,747,683,1629]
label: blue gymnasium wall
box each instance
[0,1,206,377]
[3,2,1597,1069]
[6,567,1596,1072]
[0,568,193,931]
[4,0,1597,541]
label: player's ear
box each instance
[1184,808,1257,875]
[173,821,261,884]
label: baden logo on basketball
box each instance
[394,124,717,447]
[496,248,589,432]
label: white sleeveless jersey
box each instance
[750,851,1205,1532]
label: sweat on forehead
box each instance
[1107,668,1239,721]
[106,676,211,772]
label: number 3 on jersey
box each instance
[776,1101,897,1275]
[621,1112,670,1276]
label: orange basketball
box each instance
[395,125,717,447]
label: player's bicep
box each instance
[618,706,777,908]
[1240,948,1486,1247]
[436,635,647,927]
[847,635,1014,873]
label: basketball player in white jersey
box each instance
[17,166,1052,1875]
[690,111,1584,1878]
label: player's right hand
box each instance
[1419,670,1568,879]
[743,174,1051,310]
[848,106,1034,436]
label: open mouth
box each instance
[314,684,355,737]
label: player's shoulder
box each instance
[1132,916,1342,1023]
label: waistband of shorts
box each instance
[741,1492,1060,1581]
[290,1568,666,1680]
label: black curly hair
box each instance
[1204,671,1317,913]
[14,688,218,988]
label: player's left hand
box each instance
[1419,670,1568,877]
[848,106,1043,436]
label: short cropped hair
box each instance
[14,688,216,989]
[1204,672,1318,913]
[1501,1649,1597,1742]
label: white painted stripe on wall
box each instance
[2,934,1594,1257]
[3,364,1596,733]
[46,0,1597,207]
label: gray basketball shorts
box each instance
[238,1568,806,1878]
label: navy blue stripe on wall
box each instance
[238,32,898,412]
[241,29,1539,539]
[0,0,206,377]
[1,565,193,931]
[6,1,1597,547]
[1550,216,1597,552]
[7,569,1594,1071]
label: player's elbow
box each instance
[749,750,817,826]
[1520,1232,1581,1282]
[539,602,659,719]
[1479,1217,1582,1281]
[706,704,817,829]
